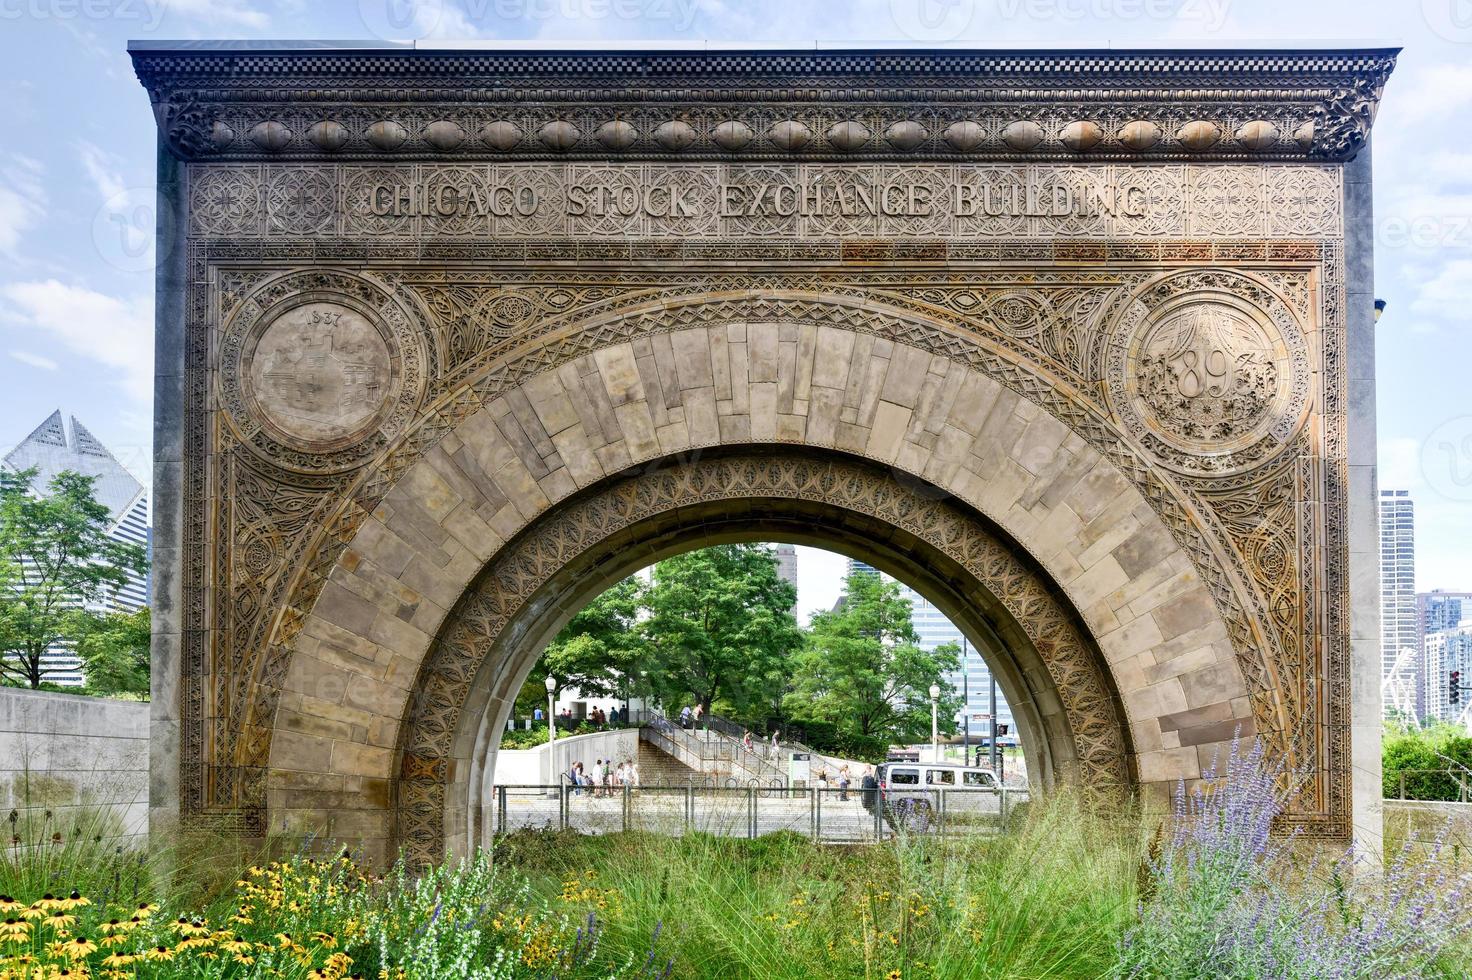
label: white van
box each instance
[874,761,999,830]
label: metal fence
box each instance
[490,784,1029,841]
[1387,769,1472,802]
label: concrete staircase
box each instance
[637,739,704,785]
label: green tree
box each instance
[640,544,803,722]
[515,576,648,716]
[76,607,150,697]
[785,569,960,745]
[0,468,149,689]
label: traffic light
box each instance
[1452,671,1462,706]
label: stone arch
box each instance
[266,302,1252,863]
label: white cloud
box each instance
[1410,259,1472,323]
[1387,64,1472,124]
[0,281,152,404]
[428,1,493,38]
[158,0,271,28]
[77,141,126,203]
[8,350,58,371]
[0,155,46,256]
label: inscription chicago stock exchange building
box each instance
[363,167,1152,224]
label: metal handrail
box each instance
[1390,768,1472,802]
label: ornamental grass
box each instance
[0,739,1465,978]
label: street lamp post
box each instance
[928,683,941,763]
[544,675,557,745]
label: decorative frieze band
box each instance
[131,45,1396,164]
[187,162,1343,241]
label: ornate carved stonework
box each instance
[246,302,391,448]
[1106,271,1311,476]
[131,46,1396,164]
[133,45,1391,855]
[184,163,1344,241]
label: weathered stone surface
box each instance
[136,44,1389,861]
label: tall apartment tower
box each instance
[1424,625,1472,728]
[772,544,798,612]
[1418,591,1472,720]
[1378,490,1417,719]
[2,412,151,685]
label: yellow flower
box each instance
[173,918,210,938]
[0,918,30,941]
[134,902,157,920]
[0,897,22,915]
[59,890,90,911]
[45,911,79,930]
[144,944,175,961]
[60,934,98,958]
[101,952,137,969]
[888,972,902,980]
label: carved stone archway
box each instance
[134,44,1393,860]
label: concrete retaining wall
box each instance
[0,689,149,845]
[494,729,639,785]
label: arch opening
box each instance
[393,446,1135,862]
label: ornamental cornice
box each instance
[130,44,1397,164]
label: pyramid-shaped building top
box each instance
[3,411,145,523]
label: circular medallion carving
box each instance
[220,270,429,475]
[1134,300,1283,451]
[1106,272,1310,476]
[246,302,392,448]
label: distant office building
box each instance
[898,584,1015,743]
[846,558,879,579]
[772,544,798,610]
[1379,490,1417,719]
[1424,624,1472,729]
[2,412,151,685]
[1418,591,1472,720]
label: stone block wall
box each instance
[0,689,149,846]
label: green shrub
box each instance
[1383,722,1472,800]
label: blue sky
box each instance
[0,0,1469,619]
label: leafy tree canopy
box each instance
[639,544,803,720]
[0,468,149,689]
[784,568,960,745]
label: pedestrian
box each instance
[680,705,692,729]
[601,757,613,795]
[534,706,544,722]
[816,769,828,791]
[839,765,851,802]
[770,731,779,755]
[742,731,753,753]
[693,703,704,726]
[569,761,583,796]
[861,766,878,811]
[629,759,641,792]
